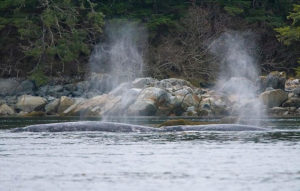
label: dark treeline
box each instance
[0,0,299,85]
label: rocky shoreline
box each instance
[1,71,300,118]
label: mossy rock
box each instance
[158,119,218,127]
[23,111,46,117]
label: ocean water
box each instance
[0,117,300,191]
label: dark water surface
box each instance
[1,117,300,191]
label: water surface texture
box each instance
[1,117,300,191]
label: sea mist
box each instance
[88,20,148,121]
[210,31,265,125]
[89,20,147,89]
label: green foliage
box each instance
[0,0,299,78]
[0,0,104,76]
[224,6,244,16]
[29,68,49,87]
[275,4,300,76]
[275,4,300,46]
[97,0,187,34]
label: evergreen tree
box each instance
[0,0,104,78]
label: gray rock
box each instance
[15,80,35,95]
[72,91,83,97]
[45,99,60,115]
[268,107,289,116]
[155,78,193,91]
[127,87,169,116]
[108,88,141,115]
[36,85,49,97]
[265,71,286,90]
[293,87,300,96]
[76,81,90,93]
[265,87,274,91]
[5,96,17,107]
[259,89,288,108]
[132,78,158,89]
[64,84,77,92]
[285,78,300,91]
[128,100,157,116]
[16,95,47,112]
[48,85,63,95]
[0,78,19,96]
[282,98,300,108]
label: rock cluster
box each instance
[1,71,300,117]
[257,72,300,116]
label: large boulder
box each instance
[127,100,157,116]
[0,104,14,116]
[15,80,35,96]
[64,95,113,116]
[57,96,75,113]
[0,79,19,96]
[282,98,300,108]
[106,88,141,115]
[127,87,169,116]
[16,95,47,112]
[259,89,288,108]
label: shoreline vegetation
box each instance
[0,1,299,80]
[0,1,299,120]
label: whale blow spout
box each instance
[12,121,267,133]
